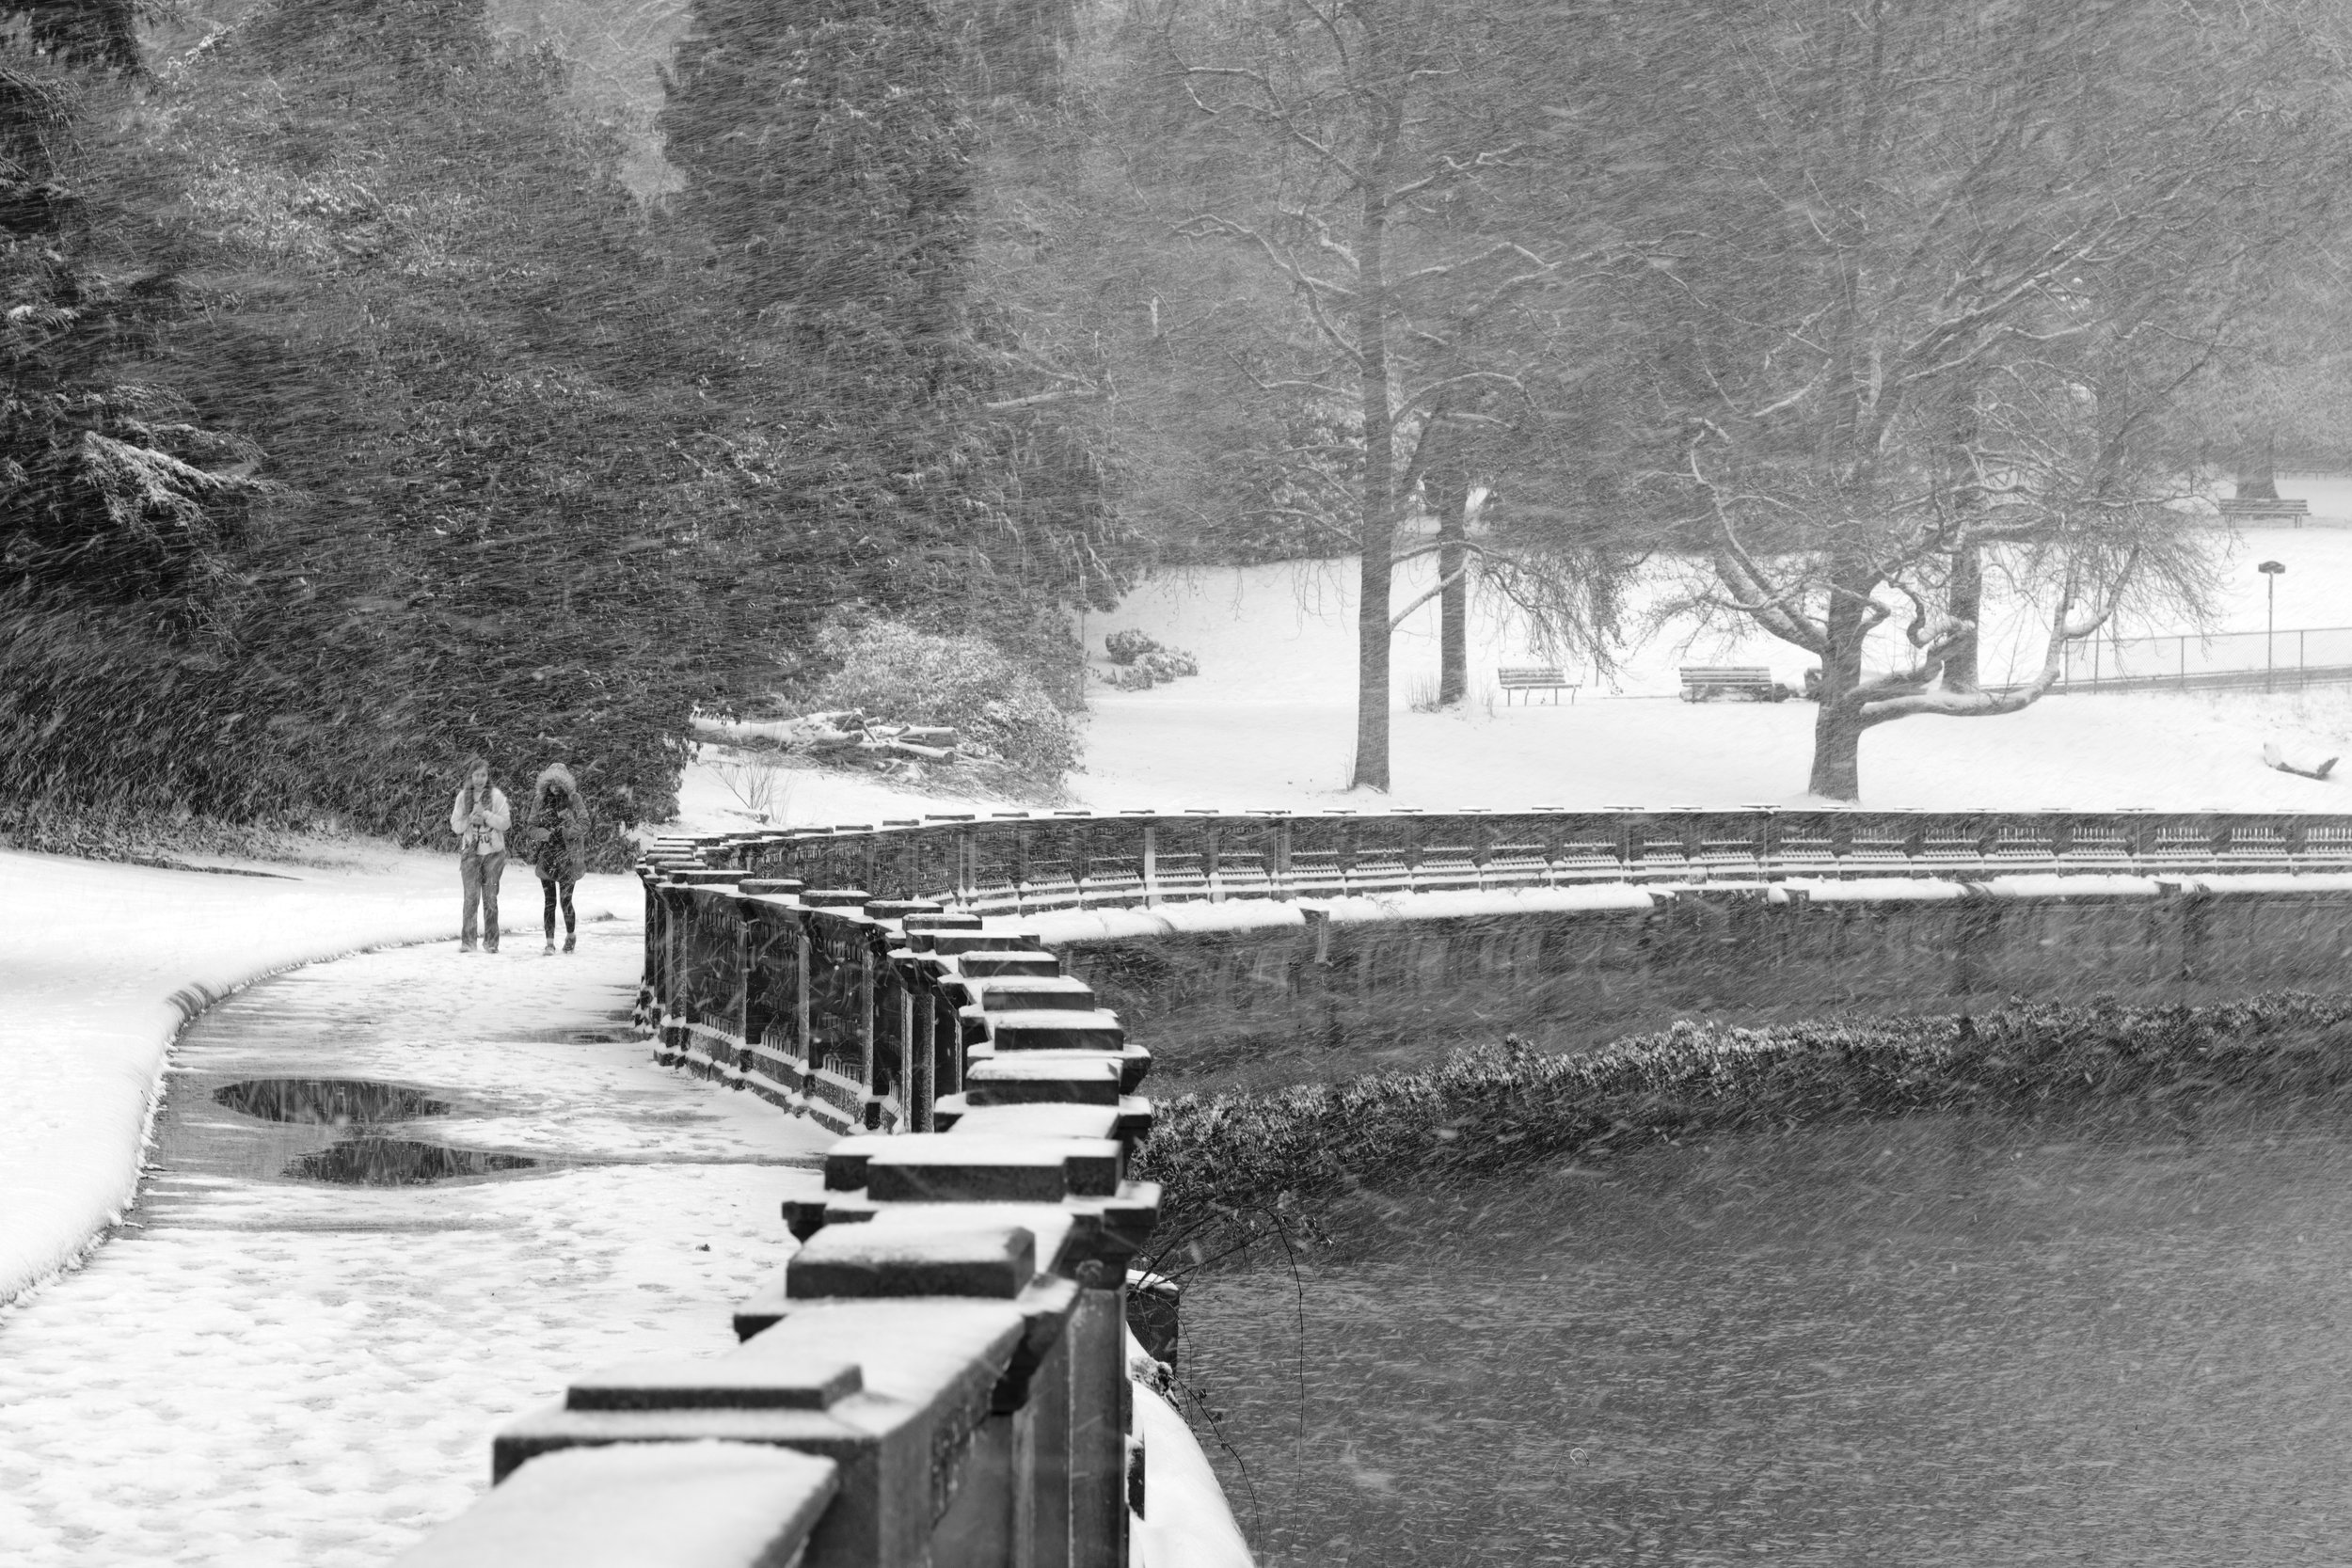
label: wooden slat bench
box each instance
[1679,665,1787,703]
[1498,667,1580,705]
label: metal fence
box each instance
[2062,626,2352,692]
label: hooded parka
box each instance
[523,764,590,884]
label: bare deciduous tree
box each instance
[1147,0,1622,788]
[1607,0,2352,799]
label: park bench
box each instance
[1679,665,1787,703]
[1498,666,1581,705]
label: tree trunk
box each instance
[1354,529,1392,789]
[1349,220,1396,789]
[1806,568,1875,800]
[1435,453,1470,706]
[1945,541,1980,691]
[1810,698,1864,801]
[1347,31,1399,793]
[2236,434,2280,501]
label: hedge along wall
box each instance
[1030,876,2352,1097]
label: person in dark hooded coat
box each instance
[519,763,590,953]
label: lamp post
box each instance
[2260,560,2286,691]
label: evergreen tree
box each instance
[0,0,287,831]
[657,0,1124,705]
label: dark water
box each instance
[1180,1107,2352,1565]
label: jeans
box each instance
[461,851,506,949]
[541,877,576,942]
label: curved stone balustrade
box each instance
[400,826,1240,1568]
[399,805,2352,1568]
[711,805,2352,912]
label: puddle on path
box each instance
[193,1075,554,1188]
[214,1077,452,1126]
[282,1137,542,1185]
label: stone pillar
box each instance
[1066,1283,1129,1568]
[794,911,813,1072]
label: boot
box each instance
[543,940,557,956]
[563,932,577,954]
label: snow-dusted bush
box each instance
[1104,628,1161,666]
[1100,637,1200,690]
[815,616,1078,781]
[1135,991,2352,1253]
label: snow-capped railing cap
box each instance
[868,1134,1122,1166]
[964,1042,1152,1095]
[902,911,985,934]
[969,976,1098,1006]
[926,930,1042,955]
[945,957,1067,985]
[787,1217,1039,1301]
[566,1357,865,1412]
[965,1055,1122,1088]
[390,1442,839,1568]
[863,898,946,922]
[855,1135,1123,1205]
[787,1185,1161,1262]
[943,1103,1123,1141]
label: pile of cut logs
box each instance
[689,709,974,769]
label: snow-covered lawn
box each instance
[1062,528,2352,812]
[660,525,2352,827]
[0,845,637,1308]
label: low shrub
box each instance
[1100,636,1199,691]
[1104,628,1160,666]
[1133,992,2352,1258]
[813,615,1079,783]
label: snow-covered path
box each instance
[0,922,827,1568]
[0,846,655,1307]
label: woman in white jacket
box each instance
[450,757,512,954]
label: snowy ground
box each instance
[5,517,2350,1563]
[0,921,825,1568]
[660,526,2352,828]
[0,844,633,1309]
[1056,526,2352,813]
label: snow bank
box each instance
[0,847,635,1307]
[1131,1379,1253,1568]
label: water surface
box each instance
[1181,1105,2352,1565]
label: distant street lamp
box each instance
[2260,560,2286,691]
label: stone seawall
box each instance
[1047,879,2352,1095]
